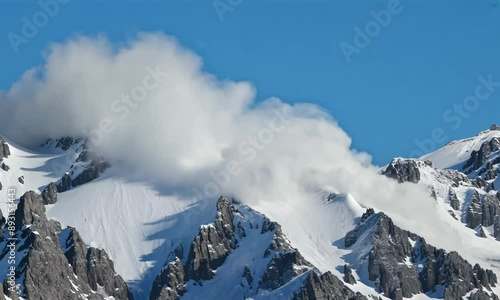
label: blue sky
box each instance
[1,0,500,165]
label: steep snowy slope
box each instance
[1,130,500,299]
[421,125,500,169]
[46,171,218,297]
[0,137,79,213]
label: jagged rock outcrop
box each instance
[343,264,357,284]
[293,271,367,300]
[87,247,133,300]
[150,258,185,300]
[482,194,500,227]
[41,182,58,205]
[57,160,110,192]
[0,191,133,300]
[449,188,461,210]
[0,138,10,161]
[150,198,364,300]
[383,159,421,183]
[463,138,500,173]
[467,191,483,229]
[184,197,236,281]
[345,209,498,300]
[260,249,311,290]
[470,290,500,300]
[41,136,82,151]
[14,191,46,230]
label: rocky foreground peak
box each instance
[346,209,498,300]
[0,191,133,300]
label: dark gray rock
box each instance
[464,138,500,173]
[467,191,483,229]
[346,209,498,300]
[60,227,90,284]
[55,137,79,151]
[243,265,253,286]
[293,271,366,300]
[449,189,461,210]
[383,159,421,183]
[17,176,24,185]
[15,191,46,230]
[482,194,500,227]
[150,258,185,300]
[343,264,356,284]
[0,138,10,161]
[41,182,58,205]
[1,163,9,172]
[184,197,236,282]
[86,247,133,300]
[495,216,500,240]
[57,160,110,192]
[2,191,132,300]
[470,289,500,300]
[260,250,311,290]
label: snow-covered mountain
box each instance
[1,126,500,299]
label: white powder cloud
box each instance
[1,33,497,262]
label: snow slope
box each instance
[45,170,218,298]
[421,129,500,169]
[0,137,78,213]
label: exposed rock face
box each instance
[467,191,483,229]
[345,209,498,300]
[495,216,500,240]
[184,197,236,281]
[0,191,133,300]
[260,249,311,290]
[150,198,363,300]
[87,248,133,300]
[1,163,9,172]
[463,137,500,173]
[0,138,10,161]
[470,290,500,300]
[149,258,185,300]
[482,194,500,227]
[14,191,46,229]
[41,137,82,151]
[41,182,58,205]
[57,160,110,192]
[383,159,421,183]
[293,271,366,300]
[343,264,357,284]
[55,137,79,151]
[448,188,461,210]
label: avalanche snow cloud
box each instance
[0,33,489,255]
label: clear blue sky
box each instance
[1,0,500,165]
